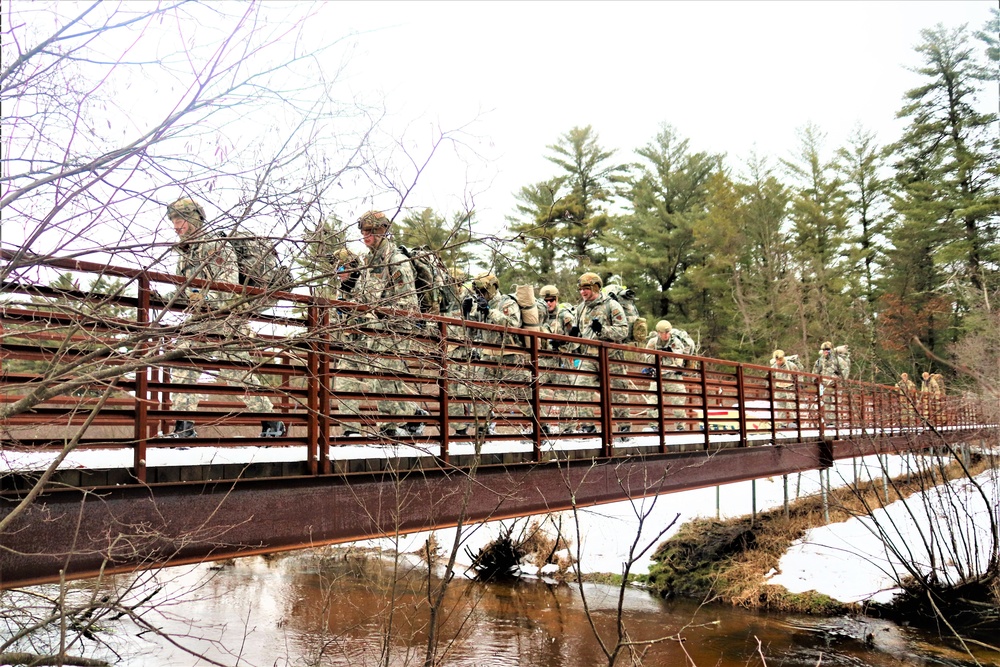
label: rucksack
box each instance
[603,284,646,345]
[398,245,459,315]
[220,231,292,292]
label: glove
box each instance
[551,338,564,351]
[568,325,580,338]
[476,295,489,316]
[187,290,206,310]
[462,295,474,318]
[642,367,657,378]
[590,318,602,335]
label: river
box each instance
[78,551,987,667]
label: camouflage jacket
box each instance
[363,237,418,313]
[812,351,849,381]
[481,292,522,353]
[769,357,801,385]
[646,328,695,369]
[542,302,575,338]
[174,232,239,309]
[573,294,628,348]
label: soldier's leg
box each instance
[565,358,599,433]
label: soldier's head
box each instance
[820,341,832,355]
[772,349,786,366]
[577,272,602,301]
[472,273,499,300]
[357,210,391,248]
[334,247,360,275]
[922,371,930,381]
[540,284,559,311]
[166,197,207,239]
[655,320,672,340]
[901,372,909,381]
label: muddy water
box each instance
[101,553,992,667]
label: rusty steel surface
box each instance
[2,430,988,589]
[3,252,998,588]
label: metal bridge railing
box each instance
[1,252,992,485]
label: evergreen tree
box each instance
[543,125,628,267]
[507,178,565,277]
[396,207,476,271]
[610,124,722,319]
[782,123,851,339]
[893,22,1000,297]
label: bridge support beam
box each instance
[0,431,980,589]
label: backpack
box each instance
[398,245,459,315]
[603,285,645,345]
[220,231,293,292]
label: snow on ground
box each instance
[767,468,999,603]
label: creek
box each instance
[91,553,987,667]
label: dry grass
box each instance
[646,448,997,614]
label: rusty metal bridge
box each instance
[2,252,995,589]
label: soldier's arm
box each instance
[602,301,629,343]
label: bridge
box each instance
[2,252,995,589]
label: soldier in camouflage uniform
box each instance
[356,210,428,438]
[453,273,527,435]
[895,372,918,426]
[538,284,575,433]
[165,197,284,439]
[645,320,695,430]
[331,247,376,436]
[769,349,801,427]
[812,341,849,424]
[562,272,629,434]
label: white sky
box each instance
[309,0,997,229]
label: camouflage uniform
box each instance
[358,211,422,437]
[769,350,801,426]
[167,199,275,422]
[812,342,849,422]
[330,248,376,435]
[645,321,695,429]
[538,286,575,430]
[564,274,629,432]
[895,372,918,426]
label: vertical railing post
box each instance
[529,331,543,462]
[598,345,612,457]
[655,349,666,454]
[438,319,451,465]
[318,303,332,474]
[736,365,748,447]
[305,302,320,475]
[817,376,826,440]
[767,368,777,441]
[132,274,150,483]
[699,359,710,449]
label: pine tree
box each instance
[610,124,721,319]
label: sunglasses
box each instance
[578,284,596,291]
[544,297,557,303]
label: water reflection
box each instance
[109,553,987,666]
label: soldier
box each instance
[769,349,801,427]
[923,372,946,425]
[165,197,285,439]
[356,210,428,438]
[330,247,375,436]
[563,272,629,434]
[538,284,575,432]
[812,341,850,424]
[455,273,528,436]
[895,372,918,426]
[645,320,696,430]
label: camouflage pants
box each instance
[368,331,421,433]
[538,356,573,425]
[563,357,628,430]
[332,349,371,433]
[170,341,273,414]
[645,375,686,424]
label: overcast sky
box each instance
[307,1,997,229]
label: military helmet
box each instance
[655,320,672,334]
[578,272,602,290]
[472,273,499,299]
[539,284,559,299]
[357,210,391,232]
[166,198,206,227]
[334,247,359,271]
[773,349,785,360]
[821,341,833,351]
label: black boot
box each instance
[169,420,197,438]
[405,408,430,436]
[260,420,286,438]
